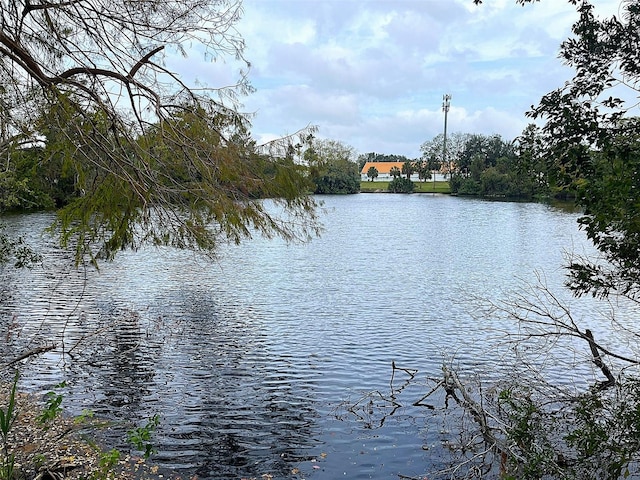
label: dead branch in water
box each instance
[5,344,56,367]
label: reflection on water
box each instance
[0,194,599,478]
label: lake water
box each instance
[0,193,605,479]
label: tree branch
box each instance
[584,328,616,389]
[6,344,56,366]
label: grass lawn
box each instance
[360,180,451,194]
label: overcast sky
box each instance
[176,0,623,159]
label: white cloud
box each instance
[184,0,625,157]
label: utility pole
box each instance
[442,94,451,180]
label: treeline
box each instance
[0,118,593,209]
[420,125,556,200]
[304,121,587,199]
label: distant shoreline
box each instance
[359,180,451,194]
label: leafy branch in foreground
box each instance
[127,414,160,460]
[1,0,320,263]
[418,2,640,478]
[0,226,41,269]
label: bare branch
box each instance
[5,344,56,366]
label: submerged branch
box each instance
[584,328,616,389]
[442,365,504,452]
[5,344,56,367]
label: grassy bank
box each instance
[0,379,157,480]
[360,180,451,194]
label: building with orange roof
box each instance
[361,161,452,182]
[360,161,419,181]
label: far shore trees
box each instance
[304,139,360,194]
[414,160,431,182]
[420,130,552,199]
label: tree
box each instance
[427,276,640,480]
[421,2,640,478]
[0,0,319,262]
[420,132,470,179]
[366,166,379,182]
[414,160,431,182]
[525,0,640,299]
[425,155,441,178]
[515,123,550,196]
[401,160,414,180]
[456,133,514,176]
[389,166,401,179]
[479,166,509,195]
[388,177,413,193]
[305,138,360,194]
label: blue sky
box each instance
[172,0,622,158]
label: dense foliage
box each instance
[305,139,360,194]
[432,2,640,479]
[529,1,640,300]
[422,131,554,199]
[388,177,414,193]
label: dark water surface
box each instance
[0,194,601,479]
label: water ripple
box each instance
[0,195,603,479]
